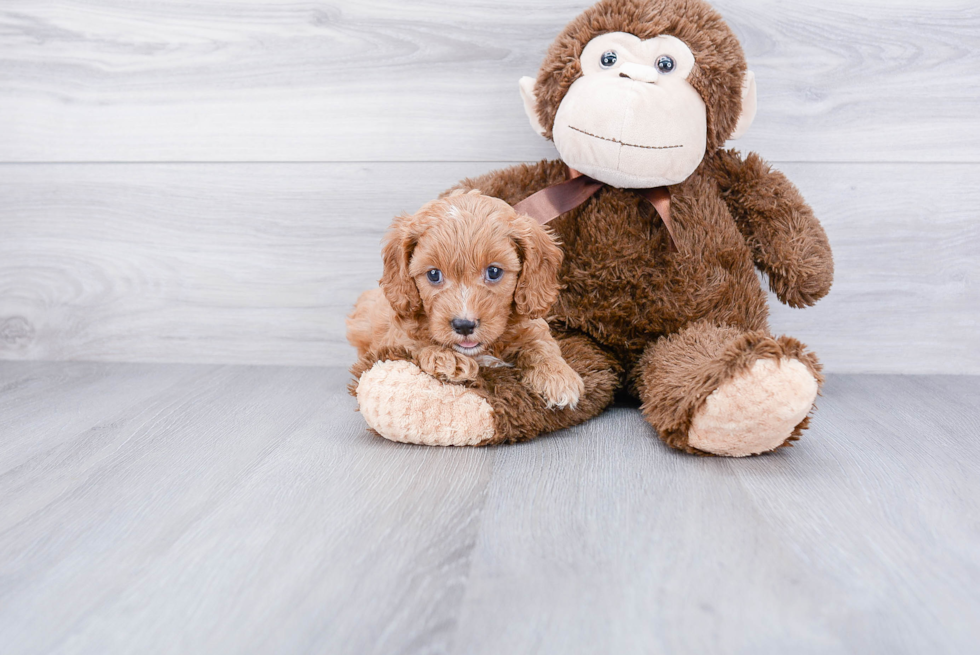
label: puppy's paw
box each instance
[418,347,479,383]
[447,352,480,382]
[523,361,585,409]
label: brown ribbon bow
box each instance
[513,169,678,252]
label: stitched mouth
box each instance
[569,126,683,150]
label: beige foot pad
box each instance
[689,358,818,457]
[355,360,496,447]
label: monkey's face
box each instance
[519,1,757,186]
[552,33,707,189]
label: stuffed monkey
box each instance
[354,0,833,456]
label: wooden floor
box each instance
[1,362,978,654]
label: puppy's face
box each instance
[410,213,521,355]
[380,192,563,356]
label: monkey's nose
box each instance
[618,62,659,84]
[451,318,477,336]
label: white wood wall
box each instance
[1,0,977,373]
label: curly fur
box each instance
[348,192,584,408]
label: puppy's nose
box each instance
[451,318,477,336]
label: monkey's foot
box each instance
[688,357,818,457]
[355,360,496,447]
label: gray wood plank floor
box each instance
[1,362,977,654]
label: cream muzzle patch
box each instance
[551,33,707,189]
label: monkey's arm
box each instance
[442,160,569,206]
[710,149,834,308]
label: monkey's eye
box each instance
[484,266,504,282]
[600,51,618,69]
[426,269,443,284]
[656,55,675,74]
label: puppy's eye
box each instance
[600,51,618,69]
[484,266,504,282]
[426,269,443,284]
[656,55,675,74]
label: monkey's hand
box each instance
[417,346,480,383]
[710,149,834,308]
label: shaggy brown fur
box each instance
[471,332,622,444]
[442,149,832,448]
[348,191,585,409]
[631,321,824,454]
[358,0,834,453]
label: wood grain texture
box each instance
[0,161,493,366]
[0,0,977,163]
[769,162,980,374]
[452,374,980,654]
[1,362,978,654]
[1,161,977,373]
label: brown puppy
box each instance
[347,190,584,409]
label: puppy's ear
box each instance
[512,214,563,319]
[380,213,423,321]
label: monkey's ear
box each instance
[729,70,757,140]
[519,76,548,138]
[379,214,424,322]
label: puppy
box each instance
[347,190,584,409]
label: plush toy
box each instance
[354,0,833,456]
